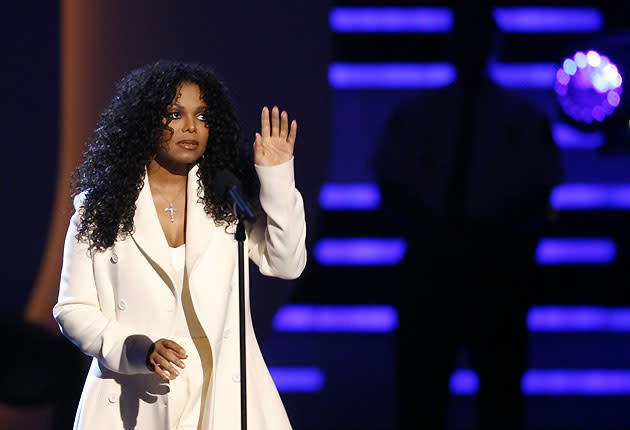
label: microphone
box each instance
[212,169,256,224]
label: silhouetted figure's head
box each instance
[450,5,498,89]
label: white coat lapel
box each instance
[130,169,177,291]
[185,164,215,274]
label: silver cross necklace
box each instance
[155,183,186,223]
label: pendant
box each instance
[165,203,177,223]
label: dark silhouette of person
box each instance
[372,6,564,430]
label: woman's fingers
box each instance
[280,110,289,139]
[261,106,292,140]
[288,119,297,147]
[261,106,270,138]
[162,339,187,359]
[157,343,186,368]
[147,339,188,379]
[271,106,280,137]
[155,355,179,379]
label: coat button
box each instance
[108,393,118,403]
[232,373,241,383]
[110,253,118,264]
[223,328,231,339]
[118,299,127,310]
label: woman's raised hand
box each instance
[254,106,297,166]
[146,338,187,380]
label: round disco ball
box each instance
[555,50,623,124]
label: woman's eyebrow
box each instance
[169,104,207,111]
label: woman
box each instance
[53,60,307,429]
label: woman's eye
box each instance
[167,111,181,120]
[197,113,208,122]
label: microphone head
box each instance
[212,169,242,199]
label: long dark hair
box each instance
[72,60,258,251]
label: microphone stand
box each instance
[234,209,248,430]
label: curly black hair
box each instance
[72,60,258,251]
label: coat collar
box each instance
[130,164,215,290]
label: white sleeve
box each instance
[52,193,154,374]
[247,158,307,279]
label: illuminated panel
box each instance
[320,182,630,211]
[319,183,381,210]
[535,238,616,265]
[493,7,603,33]
[552,122,605,149]
[551,183,630,210]
[329,62,560,89]
[329,7,453,33]
[273,305,397,333]
[329,63,456,89]
[269,367,325,393]
[528,306,630,332]
[315,238,407,266]
[451,369,630,395]
[523,370,630,395]
[489,62,557,88]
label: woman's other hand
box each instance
[254,106,297,166]
[146,338,187,380]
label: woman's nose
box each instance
[183,115,197,133]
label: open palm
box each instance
[254,106,297,166]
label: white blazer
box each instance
[53,158,307,429]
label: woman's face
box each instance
[156,81,209,169]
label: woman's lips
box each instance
[177,140,199,149]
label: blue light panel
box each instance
[329,63,456,89]
[493,7,603,33]
[329,62,562,89]
[329,7,453,33]
[523,370,630,395]
[315,238,407,266]
[552,122,605,149]
[451,369,630,395]
[488,62,557,89]
[535,238,617,265]
[551,183,630,210]
[319,181,630,211]
[273,305,397,333]
[319,183,381,210]
[269,366,325,393]
[528,306,630,332]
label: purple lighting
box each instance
[450,369,479,395]
[489,62,557,88]
[328,63,456,89]
[269,367,325,393]
[451,369,630,395]
[555,50,623,124]
[523,370,630,395]
[493,7,603,33]
[314,238,407,266]
[528,306,630,332]
[319,183,381,210]
[329,7,453,33]
[550,183,630,209]
[551,122,605,149]
[535,238,617,265]
[273,305,398,333]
